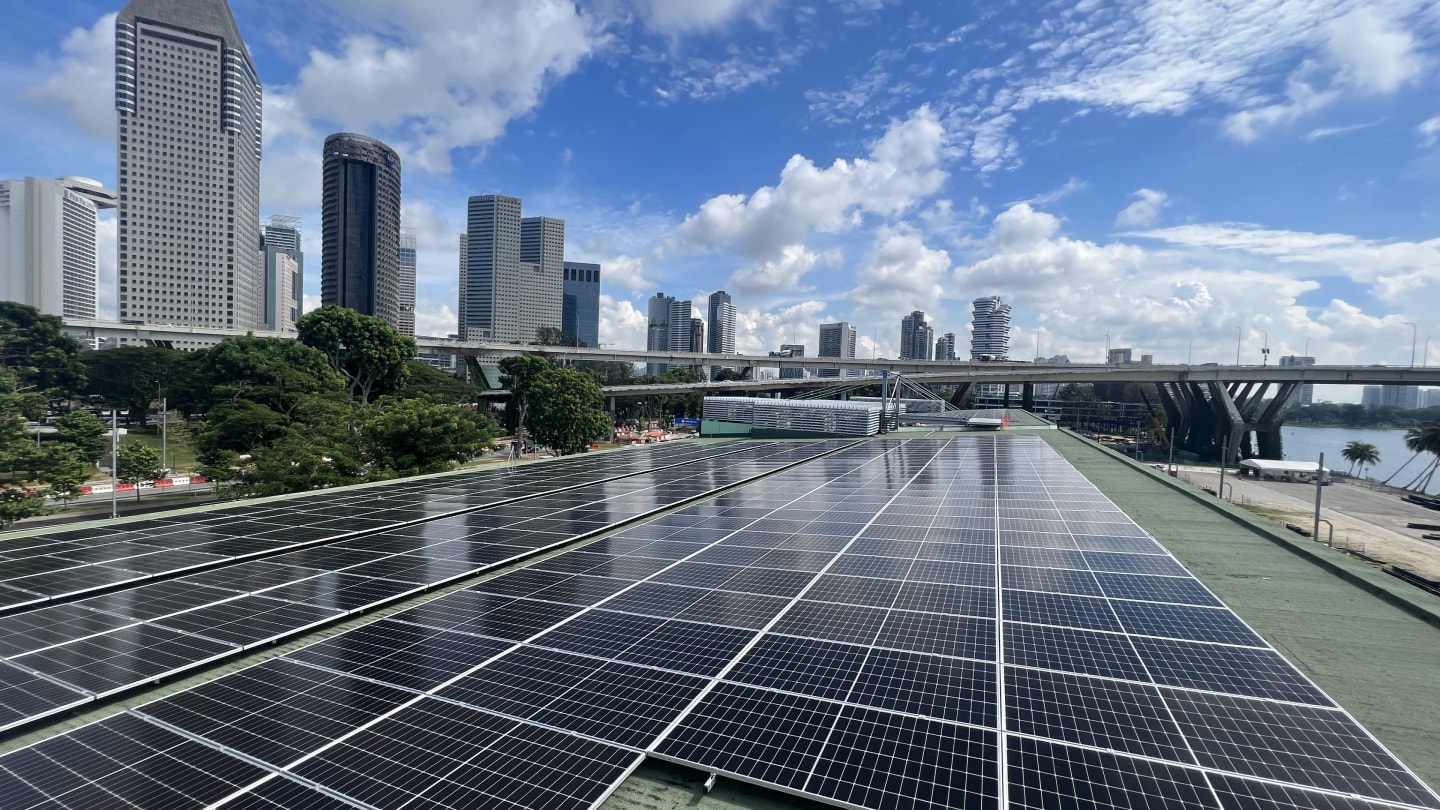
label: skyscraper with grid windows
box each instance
[115,0,261,327]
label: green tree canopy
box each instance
[53,410,109,461]
[0,486,51,528]
[394,361,482,404]
[200,336,345,417]
[80,346,190,420]
[533,326,586,347]
[498,354,555,436]
[42,448,87,508]
[116,441,163,501]
[525,366,612,455]
[0,302,85,396]
[297,306,416,404]
[363,399,492,474]
[1340,441,1380,477]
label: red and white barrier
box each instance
[77,474,206,497]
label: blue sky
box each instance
[2,0,1439,401]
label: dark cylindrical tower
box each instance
[321,133,402,328]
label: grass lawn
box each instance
[123,426,199,471]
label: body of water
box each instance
[1282,425,1439,494]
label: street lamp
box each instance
[1235,326,1242,366]
[1425,337,1432,368]
[1404,322,1417,367]
[1260,330,1269,366]
[156,382,167,474]
[1304,337,1311,359]
[1105,333,1110,363]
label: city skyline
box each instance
[3,2,1439,402]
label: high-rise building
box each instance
[1360,385,1419,410]
[259,215,302,332]
[321,133,402,329]
[971,295,1012,359]
[562,261,600,348]
[935,332,956,361]
[0,176,115,319]
[115,0,262,327]
[900,311,934,361]
[397,232,416,336]
[690,317,705,372]
[818,321,857,378]
[461,195,564,343]
[646,292,674,376]
[457,233,468,336]
[1279,354,1316,406]
[707,290,736,377]
[520,216,564,343]
[670,300,695,355]
[463,195,520,341]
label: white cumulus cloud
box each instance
[677,106,947,258]
[1115,189,1170,228]
[281,0,604,173]
[598,294,649,350]
[727,245,841,296]
[25,13,116,139]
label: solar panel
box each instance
[0,436,1437,810]
[0,439,755,610]
[0,441,845,733]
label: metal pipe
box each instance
[1218,437,1229,499]
[1313,452,1325,543]
[110,410,118,520]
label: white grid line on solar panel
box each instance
[1004,730,1440,810]
[995,441,1440,809]
[36,442,835,627]
[184,442,908,809]
[0,442,851,730]
[0,443,731,608]
[1002,441,1226,795]
[0,712,271,810]
[0,441,755,610]
[646,440,968,759]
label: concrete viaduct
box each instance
[61,319,1440,464]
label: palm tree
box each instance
[1399,421,1440,493]
[1341,441,1380,479]
[1382,422,1438,486]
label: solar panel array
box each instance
[0,440,762,611]
[1,435,1436,810]
[0,440,847,733]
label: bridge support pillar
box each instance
[948,383,972,409]
[1021,382,1034,412]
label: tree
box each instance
[1057,383,1097,402]
[533,326,586,347]
[363,399,493,474]
[297,306,416,404]
[713,368,744,382]
[498,355,555,438]
[0,302,86,396]
[193,399,291,455]
[578,361,636,386]
[42,447,87,509]
[80,346,187,422]
[1341,441,1380,478]
[53,410,108,462]
[1396,421,1440,493]
[116,441,163,501]
[394,361,482,405]
[200,336,346,417]
[1382,422,1440,488]
[525,366,612,455]
[0,486,51,528]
